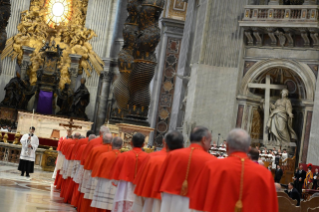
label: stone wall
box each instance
[184,64,240,141]
[176,0,247,141]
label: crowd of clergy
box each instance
[52,126,278,212]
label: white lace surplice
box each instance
[90,178,117,210]
[112,180,136,212]
[160,192,203,212]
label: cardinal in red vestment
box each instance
[132,131,185,212]
[76,126,110,211]
[58,137,76,195]
[154,126,215,212]
[60,133,81,202]
[190,129,278,212]
[110,132,148,212]
[53,130,73,188]
[90,137,124,212]
[64,131,94,204]
[71,134,96,207]
[80,132,113,212]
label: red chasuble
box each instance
[84,144,112,171]
[154,143,215,198]
[134,150,167,199]
[80,136,103,165]
[133,148,167,185]
[71,138,89,160]
[56,137,66,151]
[91,149,121,179]
[190,152,278,212]
[61,138,74,155]
[111,147,148,183]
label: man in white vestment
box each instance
[18,127,39,177]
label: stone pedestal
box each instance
[268,0,279,5]
[69,54,82,92]
[21,46,35,80]
[116,123,154,151]
[17,111,93,138]
[303,0,316,5]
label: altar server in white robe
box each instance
[18,127,39,177]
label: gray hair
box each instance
[226,128,251,153]
[102,132,113,144]
[88,134,96,141]
[74,133,81,139]
[112,137,123,149]
[100,125,110,134]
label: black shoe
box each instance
[21,174,24,176]
[26,175,30,178]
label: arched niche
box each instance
[236,59,315,164]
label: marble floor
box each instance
[0,165,76,212]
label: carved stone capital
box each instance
[309,28,319,47]
[244,30,254,46]
[266,28,277,46]
[252,28,262,46]
[300,29,310,47]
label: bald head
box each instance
[112,137,123,149]
[226,129,251,154]
[102,132,112,144]
[88,134,96,141]
[275,183,282,192]
[74,133,81,139]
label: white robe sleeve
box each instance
[20,134,29,151]
[31,135,39,152]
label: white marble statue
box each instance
[266,89,297,146]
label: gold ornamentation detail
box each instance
[159,109,169,120]
[1,0,103,90]
[13,131,21,145]
[166,0,187,21]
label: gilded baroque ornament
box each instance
[1,0,103,90]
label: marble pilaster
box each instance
[93,58,115,132]
[148,18,184,147]
[307,75,319,165]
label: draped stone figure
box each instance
[57,83,73,116]
[71,78,90,120]
[266,89,297,145]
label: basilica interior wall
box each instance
[179,0,248,142]
[184,64,241,142]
